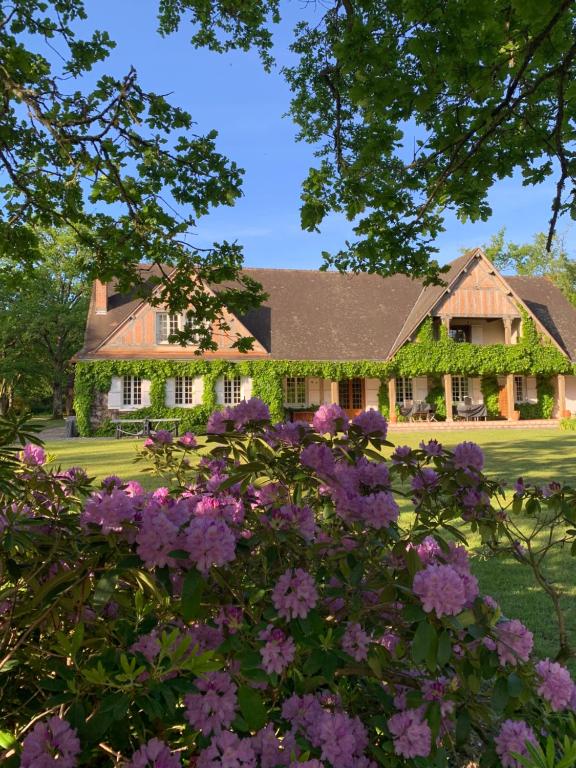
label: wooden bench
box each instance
[111,418,181,439]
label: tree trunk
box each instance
[52,380,63,419]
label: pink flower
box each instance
[351,409,388,439]
[185,518,236,573]
[185,672,237,735]
[494,720,538,768]
[207,408,235,434]
[136,507,180,569]
[342,622,370,661]
[21,716,81,768]
[272,568,318,621]
[259,626,296,674]
[312,403,349,435]
[81,488,136,534]
[178,431,198,448]
[413,564,468,617]
[300,443,335,476]
[198,731,256,768]
[535,659,575,711]
[388,709,432,759]
[20,443,46,466]
[233,398,270,428]
[125,737,182,768]
[453,441,484,471]
[495,620,533,665]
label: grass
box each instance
[30,413,66,431]
[43,427,576,662]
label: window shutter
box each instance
[471,377,482,403]
[192,376,204,406]
[365,378,380,410]
[215,377,225,405]
[307,377,320,406]
[526,376,538,403]
[241,377,252,400]
[140,379,152,407]
[107,376,122,409]
[413,377,428,402]
[322,379,332,404]
[165,378,175,407]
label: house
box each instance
[75,248,576,433]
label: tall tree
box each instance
[0,228,90,417]
[1,0,575,299]
[483,228,576,305]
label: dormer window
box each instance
[449,325,471,343]
[156,313,180,344]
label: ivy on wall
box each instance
[73,316,574,436]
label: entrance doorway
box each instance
[338,378,365,416]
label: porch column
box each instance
[441,315,451,337]
[388,377,397,423]
[503,317,512,345]
[506,374,515,420]
[330,381,339,405]
[443,374,453,422]
[558,374,566,417]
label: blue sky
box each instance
[80,1,574,270]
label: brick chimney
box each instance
[94,280,108,315]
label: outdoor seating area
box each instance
[454,396,488,421]
[111,417,181,439]
[399,401,437,421]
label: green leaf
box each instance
[436,631,451,667]
[238,685,267,731]
[181,569,206,621]
[412,621,436,665]
[92,571,118,608]
[491,677,509,711]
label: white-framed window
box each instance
[223,375,242,406]
[175,376,195,406]
[395,377,413,405]
[123,376,141,406]
[285,376,306,406]
[156,312,180,344]
[452,376,469,403]
[514,375,526,403]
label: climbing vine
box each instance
[74,316,574,435]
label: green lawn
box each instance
[43,427,576,662]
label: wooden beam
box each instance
[506,374,515,420]
[330,381,339,405]
[444,374,453,422]
[503,317,512,345]
[388,377,397,423]
[558,374,566,416]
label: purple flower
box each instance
[413,536,441,565]
[125,737,182,768]
[318,711,368,768]
[185,518,236,573]
[281,694,323,737]
[264,504,316,541]
[312,404,349,435]
[20,443,46,466]
[266,421,311,447]
[154,429,174,444]
[233,398,270,428]
[178,431,198,448]
[81,488,136,534]
[131,631,161,663]
[535,659,575,711]
[259,626,296,674]
[453,441,484,471]
[272,568,319,621]
[136,507,180,569]
[494,720,538,768]
[198,731,256,768]
[391,445,413,464]
[351,409,388,439]
[300,443,335,477]
[388,709,431,759]
[252,725,288,768]
[413,564,469,617]
[184,672,237,735]
[514,477,525,495]
[342,622,370,661]
[495,620,533,666]
[215,605,243,634]
[21,716,81,768]
[411,468,440,493]
[419,439,443,456]
[359,491,399,529]
[207,408,235,434]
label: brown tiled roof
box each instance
[507,276,576,360]
[78,255,576,362]
[238,269,423,360]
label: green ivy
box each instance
[425,378,446,420]
[480,376,501,419]
[73,315,573,436]
[518,377,555,420]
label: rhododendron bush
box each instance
[1,402,576,767]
